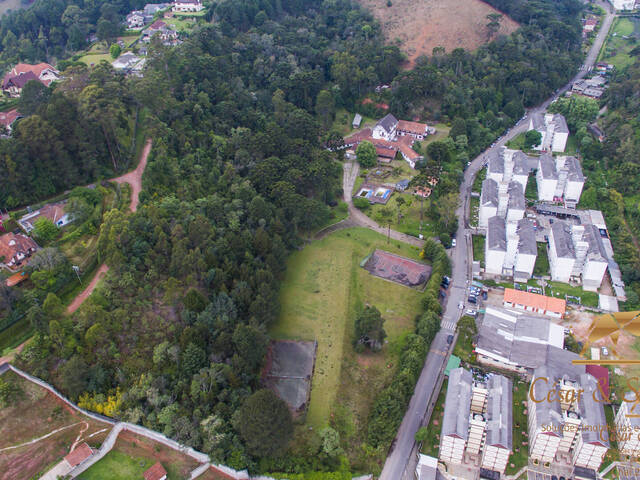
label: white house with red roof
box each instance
[2,63,59,97]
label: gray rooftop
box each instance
[530,367,564,435]
[442,368,472,439]
[485,375,513,450]
[538,153,558,180]
[551,221,575,259]
[512,151,534,175]
[487,149,504,175]
[553,113,570,134]
[584,224,607,262]
[377,113,398,133]
[508,181,525,211]
[578,373,610,447]
[517,218,537,255]
[487,216,506,252]
[481,178,499,207]
[531,112,545,131]
[563,156,584,182]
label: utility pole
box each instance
[72,265,82,285]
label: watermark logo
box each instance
[573,311,640,364]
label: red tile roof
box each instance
[5,271,28,287]
[64,443,93,467]
[586,364,609,400]
[0,109,20,128]
[144,462,168,480]
[397,120,428,135]
[149,20,167,30]
[0,232,38,266]
[398,142,420,160]
[12,62,56,78]
[375,145,397,158]
[503,288,566,315]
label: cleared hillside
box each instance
[359,0,519,66]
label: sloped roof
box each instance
[516,218,537,255]
[562,156,584,182]
[3,71,38,89]
[553,114,569,134]
[530,112,545,130]
[0,108,20,128]
[485,375,512,449]
[481,178,498,207]
[397,119,428,134]
[508,181,525,210]
[551,221,575,259]
[539,153,558,180]
[578,374,609,446]
[0,232,38,262]
[512,151,534,175]
[487,149,504,175]
[144,462,168,480]
[504,288,566,315]
[441,368,472,439]
[64,443,93,467]
[487,216,506,252]
[376,113,398,133]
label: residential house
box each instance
[528,112,569,152]
[112,53,144,74]
[144,462,168,480]
[372,113,398,141]
[0,232,38,270]
[583,18,598,33]
[352,113,362,129]
[395,179,410,192]
[173,0,205,12]
[398,141,421,168]
[610,0,635,10]
[396,119,429,140]
[0,109,21,134]
[63,443,94,469]
[615,393,640,457]
[144,3,170,15]
[503,288,566,318]
[143,20,179,44]
[126,10,147,28]
[19,202,72,233]
[2,63,60,97]
[485,216,506,275]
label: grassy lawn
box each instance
[564,135,579,156]
[118,34,140,47]
[506,132,526,151]
[506,379,529,475]
[599,17,640,70]
[365,192,436,238]
[163,16,197,31]
[472,165,487,194]
[420,378,447,458]
[415,123,450,149]
[545,280,599,307]
[453,316,477,365]
[472,234,485,267]
[470,196,479,227]
[0,317,32,355]
[79,430,198,480]
[331,108,377,136]
[78,53,113,66]
[533,242,549,277]
[525,174,538,202]
[271,227,425,429]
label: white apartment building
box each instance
[486,147,534,191]
[548,221,607,290]
[512,218,537,281]
[482,375,513,473]
[479,178,498,229]
[615,394,640,457]
[556,156,585,207]
[529,112,569,152]
[173,0,204,12]
[415,454,438,480]
[572,374,610,470]
[610,0,635,10]
[537,153,558,202]
[486,216,506,275]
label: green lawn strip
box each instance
[0,318,32,355]
[525,174,538,202]
[78,53,113,66]
[453,316,477,365]
[470,196,479,228]
[600,405,620,472]
[331,108,377,137]
[506,132,525,150]
[472,235,485,267]
[563,135,579,155]
[545,280,599,307]
[271,227,424,428]
[472,166,487,194]
[118,35,141,47]
[79,451,155,480]
[505,379,529,475]
[416,123,450,149]
[533,242,549,277]
[420,378,448,458]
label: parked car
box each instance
[451,239,456,247]
[465,309,477,316]
[446,335,454,345]
[481,291,488,300]
[468,296,477,304]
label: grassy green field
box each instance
[0,318,32,355]
[164,16,197,31]
[365,192,436,238]
[415,123,450,149]
[332,109,377,136]
[453,316,477,365]
[271,227,425,428]
[506,379,529,475]
[533,243,549,277]
[545,280,599,307]
[118,35,140,47]
[472,235,485,266]
[80,451,155,480]
[78,53,113,66]
[599,17,640,70]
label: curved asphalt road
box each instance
[380,3,615,479]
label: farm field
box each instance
[356,0,519,67]
[271,227,425,429]
[79,430,199,480]
[0,371,110,480]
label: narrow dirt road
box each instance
[112,138,152,213]
[66,264,109,314]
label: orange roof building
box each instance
[503,288,566,318]
[144,462,168,480]
[2,62,59,97]
[6,271,28,287]
[397,120,428,137]
[63,442,93,468]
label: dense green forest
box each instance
[2,0,595,474]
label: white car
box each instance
[451,239,456,247]
[465,309,476,316]
[458,301,464,310]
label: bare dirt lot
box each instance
[358,0,519,66]
[0,371,110,480]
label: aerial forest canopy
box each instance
[7,0,586,474]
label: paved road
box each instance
[381,4,615,478]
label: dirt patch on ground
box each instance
[363,249,431,288]
[112,138,152,213]
[67,264,109,314]
[358,0,519,66]
[110,430,199,478]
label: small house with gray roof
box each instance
[440,368,473,465]
[482,375,513,473]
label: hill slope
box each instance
[359,0,519,66]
